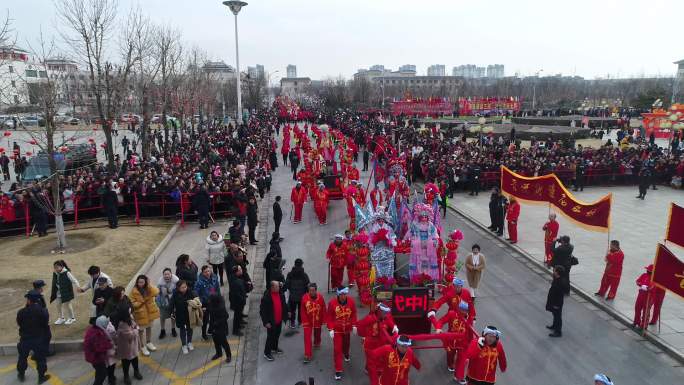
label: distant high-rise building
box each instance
[486,64,505,79]
[248,64,265,79]
[286,64,297,78]
[369,64,385,72]
[427,64,446,77]
[398,64,416,74]
[452,64,486,78]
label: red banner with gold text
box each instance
[500,166,612,232]
[665,203,684,249]
[652,243,684,299]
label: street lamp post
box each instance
[267,70,279,105]
[223,1,248,126]
[531,69,543,111]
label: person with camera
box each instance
[551,235,576,295]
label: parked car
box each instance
[119,114,141,124]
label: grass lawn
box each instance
[0,220,173,344]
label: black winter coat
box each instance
[259,290,288,327]
[284,267,310,302]
[551,243,574,269]
[229,276,247,310]
[193,190,211,213]
[546,276,568,311]
[168,289,197,328]
[208,298,230,335]
[176,263,199,288]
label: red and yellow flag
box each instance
[652,243,684,299]
[500,166,611,232]
[665,203,684,249]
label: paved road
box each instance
[248,155,684,385]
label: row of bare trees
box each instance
[312,74,675,111]
[0,0,268,250]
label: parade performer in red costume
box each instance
[290,181,308,223]
[370,184,384,210]
[358,303,398,374]
[327,235,348,289]
[595,240,624,300]
[428,301,475,375]
[542,213,559,266]
[505,197,520,243]
[433,278,476,321]
[633,264,654,330]
[456,326,507,385]
[312,182,329,225]
[327,286,358,380]
[370,335,421,385]
[300,283,326,363]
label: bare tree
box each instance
[155,24,182,152]
[0,10,17,109]
[244,74,266,111]
[128,9,158,158]
[57,0,138,172]
[24,31,68,250]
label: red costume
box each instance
[290,185,308,223]
[343,237,356,286]
[326,240,348,288]
[649,286,666,325]
[456,338,507,384]
[300,292,326,360]
[433,285,476,320]
[312,187,329,225]
[506,200,520,243]
[542,218,559,265]
[370,187,384,210]
[327,296,357,373]
[347,166,360,182]
[370,345,421,385]
[0,195,16,223]
[633,266,654,329]
[597,249,624,299]
[432,310,475,374]
[358,310,397,372]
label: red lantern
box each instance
[92,127,98,131]
[0,147,4,152]
[25,151,32,156]
[88,138,95,143]
[60,146,69,153]
[3,132,10,137]
[100,143,106,149]
[29,139,37,145]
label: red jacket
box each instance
[326,297,357,333]
[290,186,308,205]
[456,338,507,383]
[636,272,653,291]
[83,326,113,365]
[506,201,520,222]
[326,241,348,269]
[357,312,396,351]
[300,293,326,329]
[433,286,476,320]
[313,189,329,206]
[604,250,624,277]
[370,345,421,385]
[542,219,559,242]
[370,188,383,209]
[434,310,475,349]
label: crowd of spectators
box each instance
[0,110,280,235]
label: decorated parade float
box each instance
[351,153,464,334]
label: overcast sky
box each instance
[5,0,683,80]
